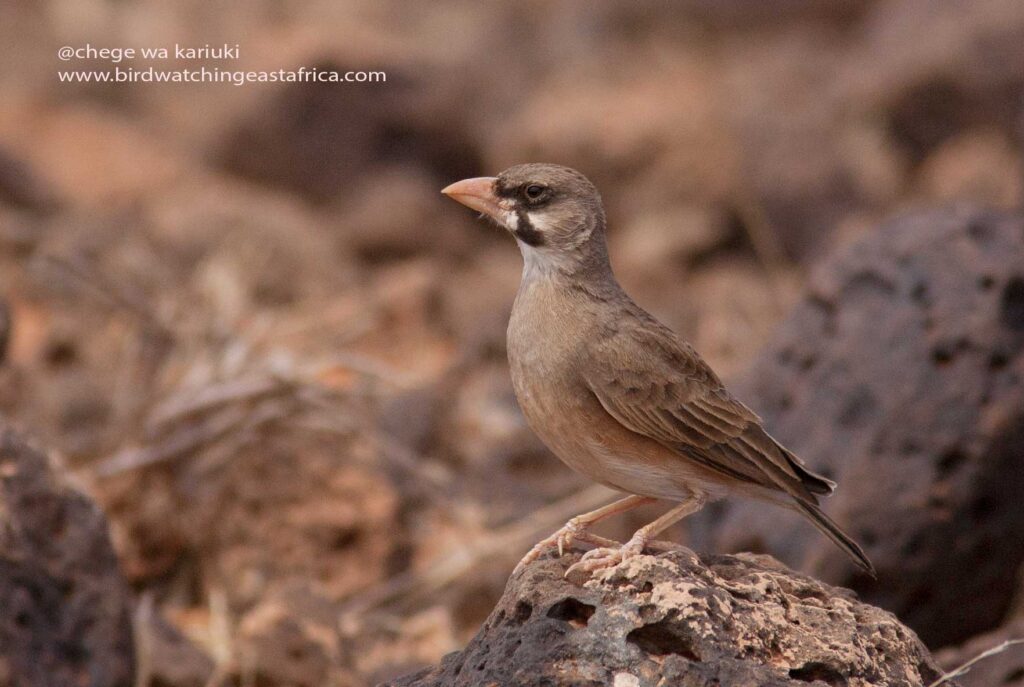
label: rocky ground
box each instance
[392,551,947,687]
[1,1,1023,685]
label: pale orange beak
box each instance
[441,176,502,222]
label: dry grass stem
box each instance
[928,638,1024,687]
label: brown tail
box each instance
[793,499,876,577]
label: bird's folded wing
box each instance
[582,326,818,502]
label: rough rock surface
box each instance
[388,550,947,687]
[703,207,1024,648]
[0,426,135,686]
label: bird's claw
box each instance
[564,535,646,578]
[514,520,584,575]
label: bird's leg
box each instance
[565,493,707,577]
[514,495,655,574]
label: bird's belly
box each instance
[513,372,721,501]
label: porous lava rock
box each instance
[388,550,947,687]
[707,206,1024,648]
[0,426,135,686]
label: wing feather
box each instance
[583,321,828,502]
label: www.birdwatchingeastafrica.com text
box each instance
[57,66,387,86]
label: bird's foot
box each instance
[514,520,621,575]
[564,532,647,578]
[515,520,586,575]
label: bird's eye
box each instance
[524,184,545,200]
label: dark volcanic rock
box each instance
[0,427,134,686]
[705,206,1024,648]
[388,551,947,687]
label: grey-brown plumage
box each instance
[442,163,874,577]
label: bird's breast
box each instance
[508,280,592,442]
[505,276,725,500]
[507,279,651,493]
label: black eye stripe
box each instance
[494,183,516,199]
[494,180,552,206]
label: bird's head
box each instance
[443,163,608,273]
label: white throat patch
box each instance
[518,211,576,278]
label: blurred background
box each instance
[1,1,1023,685]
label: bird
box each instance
[441,163,874,578]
